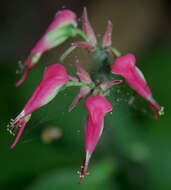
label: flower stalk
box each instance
[8,7,164,184]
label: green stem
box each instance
[99,88,104,96]
[75,29,89,42]
[109,47,122,57]
[65,81,93,88]
[60,29,89,61]
[60,46,76,61]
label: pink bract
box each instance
[69,60,92,112]
[102,20,112,47]
[82,7,97,45]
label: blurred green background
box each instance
[0,0,171,189]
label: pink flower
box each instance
[9,64,69,149]
[111,53,162,119]
[16,10,77,87]
[79,96,112,183]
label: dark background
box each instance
[0,0,171,189]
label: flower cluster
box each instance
[7,8,164,183]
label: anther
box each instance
[159,106,164,116]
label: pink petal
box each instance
[10,122,25,149]
[102,20,112,47]
[10,64,69,148]
[31,10,77,55]
[45,10,77,33]
[16,10,77,86]
[112,53,136,75]
[24,64,69,115]
[79,96,112,183]
[82,7,97,45]
[111,53,161,118]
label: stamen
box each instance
[159,106,164,116]
[80,175,84,179]
[16,60,25,74]
[7,119,21,136]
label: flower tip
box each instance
[78,165,86,184]
[78,175,83,184]
[68,105,73,112]
[15,76,25,87]
[102,20,113,47]
[108,20,112,25]
[54,9,77,28]
[15,67,31,87]
[10,143,15,150]
[10,125,25,149]
[82,7,87,17]
[78,152,91,184]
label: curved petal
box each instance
[79,96,112,183]
[9,64,69,148]
[112,53,162,119]
[16,10,77,86]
